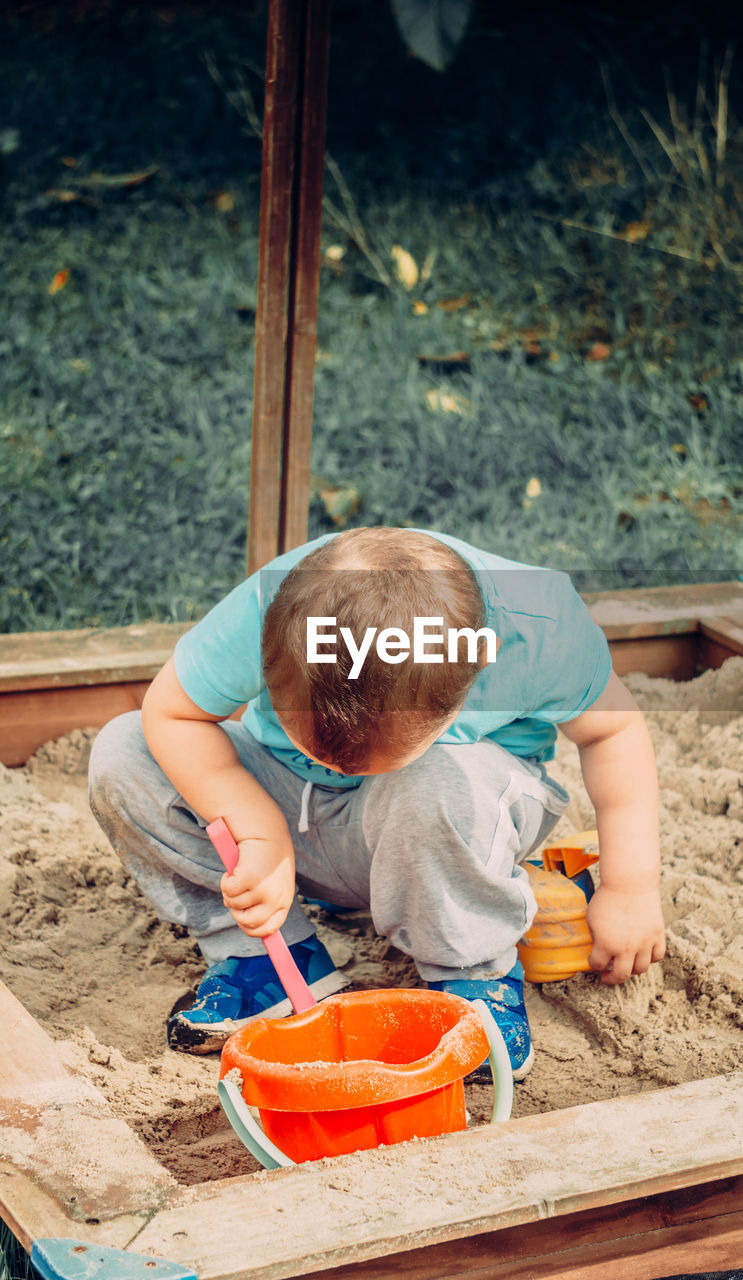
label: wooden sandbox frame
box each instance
[1,579,743,1279]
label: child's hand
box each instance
[585,884,666,985]
[220,835,296,937]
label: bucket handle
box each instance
[218,1078,295,1169]
[471,998,514,1123]
[217,1002,513,1171]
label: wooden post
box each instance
[247,0,331,575]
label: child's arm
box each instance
[558,670,666,985]
[141,657,295,936]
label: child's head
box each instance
[263,528,488,775]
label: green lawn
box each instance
[1,0,741,634]
[0,1219,30,1280]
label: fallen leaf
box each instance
[48,269,70,295]
[214,191,235,213]
[391,245,419,290]
[685,497,733,527]
[61,156,78,168]
[310,476,361,527]
[416,351,471,374]
[525,477,542,498]
[620,220,651,242]
[436,293,472,312]
[70,358,89,371]
[412,300,428,315]
[586,341,611,362]
[324,244,346,262]
[671,443,688,455]
[45,188,81,204]
[71,165,159,189]
[425,389,470,414]
[688,393,709,413]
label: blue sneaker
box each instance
[167,936,350,1054]
[303,897,356,915]
[428,963,534,1080]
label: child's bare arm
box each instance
[141,657,295,935]
[558,670,666,985]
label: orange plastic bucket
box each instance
[220,988,491,1163]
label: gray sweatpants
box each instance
[88,712,569,982]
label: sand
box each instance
[1,659,742,1185]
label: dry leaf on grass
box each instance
[391,245,419,290]
[619,220,651,242]
[310,475,361,527]
[425,389,470,414]
[48,269,70,295]
[416,350,471,374]
[436,293,472,312]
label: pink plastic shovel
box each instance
[206,818,316,1014]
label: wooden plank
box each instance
[247,0,303,575]
[0,623,189,693]
[473,1218,743,1280]
[1,584,739,695]
[699,613,743,659]
[2,583,743,765]
[0,681,150,766]
[0,982,175,1232]
[319,1204,743,1279]
[0,631,713,768]
[698,633,743,672]
[248,0,332,570]
[607,634,698,681]
[129,1072,743,1280]
[317,1175,743,1278]
[0,1163,147,1256]
[583,579,743,639]
[279,0,331,555]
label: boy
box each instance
[89,527,665,1078]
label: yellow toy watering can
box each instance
[517,830,599,983]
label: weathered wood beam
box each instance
[279,0,331,557]
[0,982,173,1248]
[1,583,741,766]
[119,1071,743,1279]
[248,0,331,574]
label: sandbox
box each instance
[1,658,742,1187]
[1,585,742,1278]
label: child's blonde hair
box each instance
[262,528,486,773]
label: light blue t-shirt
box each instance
[174,530,612,787]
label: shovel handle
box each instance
[206,818,316,1014]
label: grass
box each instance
[1,0,742,634]
[0,1220,31,1280]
